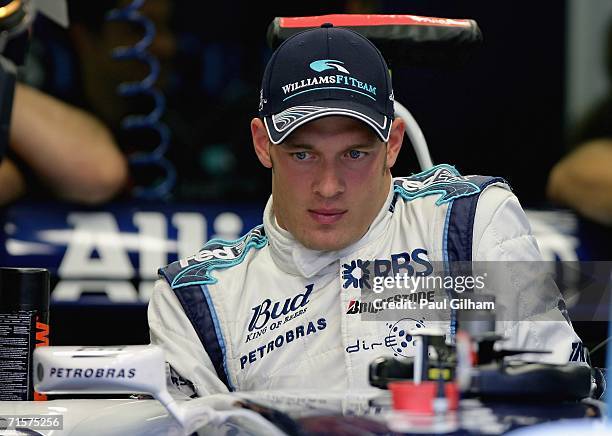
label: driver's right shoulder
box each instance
[158,224,268,291]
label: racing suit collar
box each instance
[263,180,395,278]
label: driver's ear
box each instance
[251,118,272,168]
[385,117,405,169]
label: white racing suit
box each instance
[148,164,586,396]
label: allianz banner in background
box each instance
[0,201,263,307]
[0,203,594,309]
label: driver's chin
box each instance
[298,230,352,252]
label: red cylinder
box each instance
[389,381,459,414]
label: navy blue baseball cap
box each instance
[259,24,395,144]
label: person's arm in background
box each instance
[0,82,128,205]
[0,158,26,204]
[546,139,612,226]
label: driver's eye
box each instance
[294,151,309,160]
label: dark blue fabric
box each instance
[159,263,232,391]
[444,175,506,339]
[446,176,507,268]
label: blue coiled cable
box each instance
[106,0,176,200]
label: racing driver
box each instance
[148,24,585,397]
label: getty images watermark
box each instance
[368,272,493,311]
[344,260,503,321]
[350,260,612,322]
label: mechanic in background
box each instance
[547,137,612,228]
[546,17,612,258]
[149,25,585,397]
[0,0,128,205]
[3,0,177,205]
[546,18,612,370]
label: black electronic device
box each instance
[369,335,593,401]
[368,300,595,401]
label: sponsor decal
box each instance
[342,259,371,289]
[280,58,377,101]
[394,165,480,205]
[168,365,197,398]
[345,338,385,353]
[342,249,432,290]
[569,342,586,363]
[240,318,327,370]
[346,299,371,315]
[386,318,427,357]
[246,284,313,341]
[49,367,136,379]
[237,284,323,371]
[309,59,350,74]
[281,75,377,98]
[172,226,267,287]
[180,246,238,267]
[345,317,426,358]
[177,226,266,268]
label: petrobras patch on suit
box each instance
[240,318,327,370]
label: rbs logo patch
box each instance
[341,249,432,289]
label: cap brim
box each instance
[263,100,391,145]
